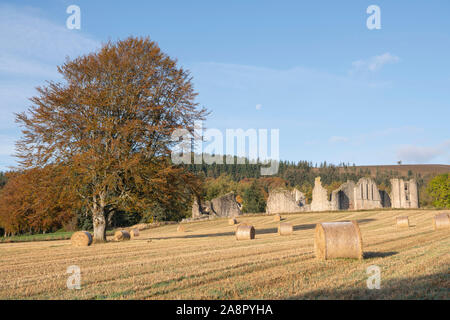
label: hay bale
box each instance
[235,221,248,231]
[433,213,450,230]
[314,221,363,260]
[278,222,293,236]
[130,223,148,231]
[273,214,281,222]
[396,216,410,228]
[71,231,92,247]
[228,218,237,225]
[236,224,255,240]
[114,230,131,241]
[177,225,185,232]
[130,228,139,238]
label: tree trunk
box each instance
[92,192,107,243]
[93,210,107,242]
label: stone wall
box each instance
[191,199,202,218]
[195,176,418,218]
[390,178,419,208]
[331,180,356,210]
[191,198,213,218]
[409,179,419,208]
[353,177,382,210]
[379,190,391,208]
[311,177,333,211]
[192,193,241,218]
[291,188,306,206]
[211,192,242,217]
[266,188,305,214]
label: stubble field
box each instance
[0,209,448,299]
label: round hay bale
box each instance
[236,224,255,240]
[71,231,92,247]
[114,230,131,241]
[130,228,140,238]
[433,213,450,230]
[177,225,185,232]
[396,216,410,228]
[273,214,281,222]
[235,221,249,231]
[278,222,293,236]
[228,218,237,225]
[314,221,363,260]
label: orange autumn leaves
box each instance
[0,165,77,236]
[10,37,207,240]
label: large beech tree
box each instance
[16,37,207,242]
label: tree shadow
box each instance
[291,219,375,232]
[293,224,316,231]
[149,231,235,240]
[287,272,449,299]
[148,223,316,240]
[364,251,398,259]
[356,218,376,224]
[142,219,376,241]
[256,227,278,235]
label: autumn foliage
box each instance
[0,165,76,236]
[13,37,207,241]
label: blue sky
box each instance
[0,0,449,170]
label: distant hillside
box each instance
[323,164,450,178]
[185,155,449,184]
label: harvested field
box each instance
[0,209,448,299]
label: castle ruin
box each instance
[191,192,242,218]
[353,177,383,210]
[307,176,404,212]
[330,180,356,210]
[193,176,419,218]
[266,188,307,214]
[310,177,333,211]
[390,178,419,208]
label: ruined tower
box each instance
[390,179,419,208]
[311,177,333,211]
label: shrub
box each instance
[427,174,450,208]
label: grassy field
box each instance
[0,209,448,300]
[0,231,74,243]
[0,230,118,243]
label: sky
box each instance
[0,0,449,170]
